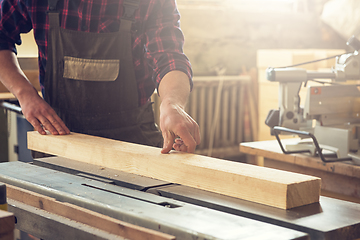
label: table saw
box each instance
[0,156,359,240]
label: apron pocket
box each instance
[63,56,119,81]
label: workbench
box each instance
[240,138,360,203]
[1,157,360,240]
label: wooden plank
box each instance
[27,131,321,209]
[0,210,14,240]
[8,199,126,240]
[6,184,175,240]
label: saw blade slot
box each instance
[81,183,182,209]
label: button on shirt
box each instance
[0,0,193,105]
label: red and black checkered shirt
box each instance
[0,0,193,105]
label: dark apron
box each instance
[44,0,163,147]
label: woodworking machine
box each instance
[266,36,360,165]
[0,157,360,240]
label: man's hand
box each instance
[158,70,201,153]
[19,90,70,135]
[0,50,70,136]
[160,99,200,153]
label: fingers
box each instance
[161,128,197,154]
[22,102,70,136]
[162,122,201,154]
[42,113,70,135]
[17,90,70,136]
[177,132,197,153]
[30,118,46,135]
[46,113,70,135]
[28,113,70,135]
[173,138,188,152]
[161,131,175,154]
[38,117,63,135]
[175,122,200,153]
[159,100,201,154]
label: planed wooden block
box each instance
[27,131,321,209]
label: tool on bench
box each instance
[266,36,360,165]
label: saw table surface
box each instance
[28,157,360,240]
[0,160,309,240]
[240,138,360,202]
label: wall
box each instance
[177,0,347,76]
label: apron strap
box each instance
[48,0,60,12]
[46,0,60,88]
[122,0,140,20]
[120,0,140,31]
[48,12,60,28]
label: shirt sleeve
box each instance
[0,0,33,54]
[143,0,193,90]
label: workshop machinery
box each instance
[266,36,360,165]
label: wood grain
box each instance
[28,131,321,209]
[6,184,175,240]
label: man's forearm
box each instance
[0,50,38,101]
[158,70,191,106]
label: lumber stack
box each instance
[27,131,321,209]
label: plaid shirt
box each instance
[0,0,192,105]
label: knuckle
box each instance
[28,118,39,126]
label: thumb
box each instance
[161,131,174,154]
